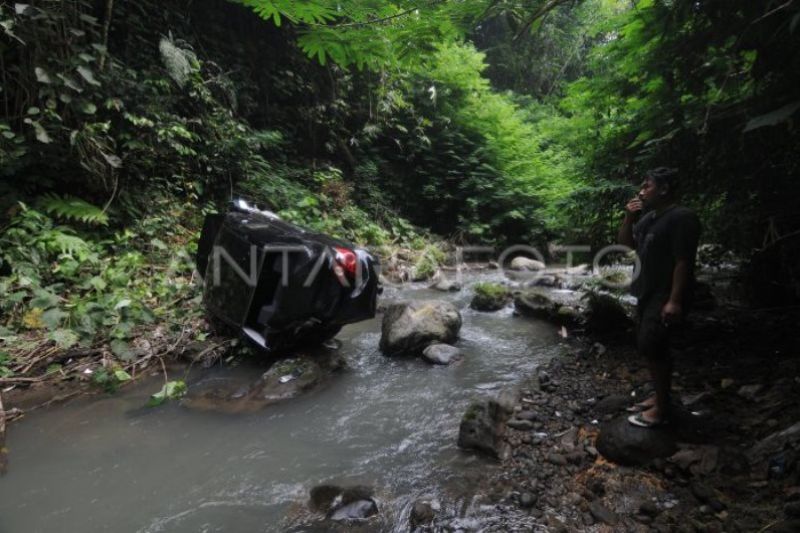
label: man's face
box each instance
[637,178,661,209]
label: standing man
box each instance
[618,167,701,427]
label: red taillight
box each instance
[334,247,357,277]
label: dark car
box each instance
[195,200,380,352]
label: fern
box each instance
[39,194,109,226]
[46,231,93,258]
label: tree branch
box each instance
[513,0,570,41]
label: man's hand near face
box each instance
[625,197,643,217]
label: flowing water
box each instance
[0,273,567,532]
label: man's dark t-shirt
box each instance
[631,206,701,305]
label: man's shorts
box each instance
[636,294,670,359]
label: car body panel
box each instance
[196,201,380,351]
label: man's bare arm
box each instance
[618,198,642,248]
[669,258,690,306]
[661,258,690,323]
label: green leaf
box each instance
[34,67,53,84]
[76,66,101,87]
[114,298,132,310]
[25,119,52,143]
[30,289,59,309]
[49,328,79,349]
[147,380,187,407]
[57,73,83,93]
[110,339,136,361]
[79,101,97,115]
[40,194,109,226]
[41,308,67,330]
[113,369,132,382]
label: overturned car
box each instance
[195,200,380,352]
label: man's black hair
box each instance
[645,167,679,195]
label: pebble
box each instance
[588,500,619,526]
[519,492,536,508]
[547,453,567,466]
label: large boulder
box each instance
[470,282,510,311]
[182,354,345,413]
[596,417,678,466]
[430,278,462,292]
[380,300,462,355]
[457,398,512,459]
[582,291,635,338]
[513,289,581,324]
[509,256,546,271]
[513,289,558,320]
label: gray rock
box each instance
[430,278,462,292]
[329,499,378,521]
[422,343,463,365]
[750,422,800,461]
[309,484,344,512]
[470,286,510,311]
[583,292,634,337]
[589,501,619,526]
[514,290,558,320]
[547,453,568,466]
[182,355,343,413]
[507,419,535,431]
[520,492,537,508]
[410,499,439,527]
[737,383,763,400]
[594,394,631,415]
[510,256,546,271]
[596,417,678,466]
[310,484,377,521]
[380,300,462,355]
[457,399,511,459]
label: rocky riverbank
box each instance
[456,301,800,532]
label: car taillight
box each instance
[334,247,358,277]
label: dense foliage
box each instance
[1,0,798,369]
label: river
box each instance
[0,272,566,532]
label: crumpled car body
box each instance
[196,200,380,351]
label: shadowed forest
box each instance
[1,1,799,531]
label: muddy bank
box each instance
[471,304,800,532]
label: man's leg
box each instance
[637,297,671,423]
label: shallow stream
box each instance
[0,272,567,532]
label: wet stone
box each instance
[410,499,439,527]
[519,492,536,508]
[508,419,535,431]
[596,416,678,466]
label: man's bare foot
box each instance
[628,406,668,428]
[626,394,656,412]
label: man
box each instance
[617,167,701,427]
